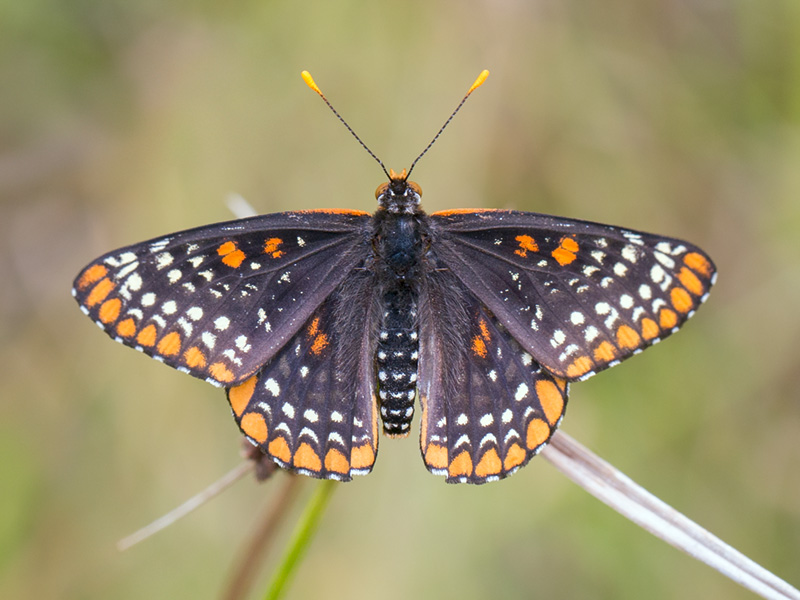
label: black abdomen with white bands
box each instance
[376,288,418,436]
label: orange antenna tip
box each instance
[301,70,322,95]
[468,70,490,94]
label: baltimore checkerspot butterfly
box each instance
[73,70,716,484]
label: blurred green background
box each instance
[1,1,798,598]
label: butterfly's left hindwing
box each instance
[430,210,716,382]
[227,268,382,481]
[73,210,371,386]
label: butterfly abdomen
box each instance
[373,207,424,438]
[376,288,418,436]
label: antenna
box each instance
[301,71,390,179]
[407,69,489,178]
[302,69,490,180]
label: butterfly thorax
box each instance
[372,172,426,437]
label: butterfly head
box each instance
[375,168,423,214]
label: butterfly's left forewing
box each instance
[73,210,371,386]
[430,210,716,382]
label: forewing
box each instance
[418,265,568,484]
[226,269,381,480]
[430,209,716,381]
[73,210,371,386]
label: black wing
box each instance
[418,263,568,484]
[73,209,372,386]
[429,209,716,381]
[227,268,382,481]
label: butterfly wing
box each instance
[227,268,382,480]
[418,263,568,484]
[73,210,372,386]
[429,209,716,381]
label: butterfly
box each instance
[73,71,716,484]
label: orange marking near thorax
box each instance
[310,333,329,355]
[552,236,579,266]
[217,241,246,268]
[514,234,539,257]
[264,237,284,259]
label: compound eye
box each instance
[375,182,389,199]
[407,181,422,197]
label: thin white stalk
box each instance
[542,431,800,600]
[117,461,254,551]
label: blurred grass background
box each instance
[1,0,799,598]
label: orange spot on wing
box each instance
[351,443,375,469]
[209,362,235,383]
[514,234,539,257]
[471,335,488,358]
[552,236,579,265]
[293,443,322,471]
[324,448,350,474]
[659,307,678,329]
[478,318,490,341]
[536,380,564,425]
[554,378,567,392]
[448,450,473,478]
[475,448,502,478]
[431,208,500,216]
[241,412,268,443]
[77,264,108,290]
[670,287,693,313]
[678,267,704,296]
[424,443,448,469]
[86,278,114,307]
[98,298,121,323]
[136,324,157,347]
[263,237,284,259]
[526,418,550,450]
[299,208,371,216]
[184,346,207,369]
[616,324,642,350]
[503,443,526,470]
[641,318,659,340]
[228,375,257,416]
[593,340,617,362]
[156,331,181,356]
[116,318,136,338]
[217,241,245,268]
[310,333,329,355]
[222,250,245,268]
[307,316,320,337]
[565,356,593,378]
[269,436,292,463]
[684,252,713,277]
